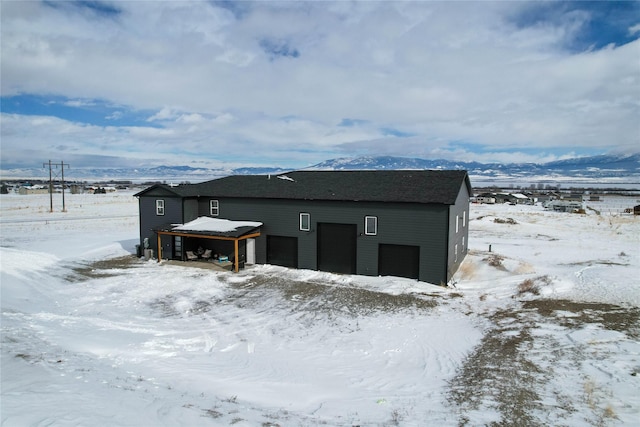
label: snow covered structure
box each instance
[17,185,49,195]
[543,199,584,213]
[511,193,534,205]
[134,170,472,284]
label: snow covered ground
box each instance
[1,191,639,426]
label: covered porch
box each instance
[154,217,262,273]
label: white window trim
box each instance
[299,213,310,231]
[210,199,219,216]
[364,216,378,235]
[156,199,165,216]
[463,210,467,227]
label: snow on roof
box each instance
[174,217,262,233]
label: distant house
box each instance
[534,193,553,204]
[18,185,49,195]
[476,191,533,205]
[134,170,472,285]
[495,193,514,204]
[511,193,534,205]
[475,195,496,204]
[564,193,584,202]
[89,186,117,194]
[543,199,583,212]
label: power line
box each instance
[42,160,70,212]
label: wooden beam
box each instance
[156,233,162,262]
[234,239,239,273]
[156,230,260,242]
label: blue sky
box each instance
[1,1,638,170]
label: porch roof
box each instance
[155,216,262,239]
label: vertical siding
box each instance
[447,182,471,282]
[183,199,198,222]
[138,194,182,255]
[207,198,313,268]
[138,183,468,284]
[198,197,449,284]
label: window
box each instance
[454,244,458,262]
[463,210,467,227]
[299,213,310,231]
[156,199,165,216]
[210,200,219,216]
[365,216,377,235]
[456,215,459,233]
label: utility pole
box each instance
[45,160,53,213]
[60,160,67,212]
[43,160,70,212]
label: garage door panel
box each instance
[378,244,420,279]
[267,236,298,268]
[317,223,357,274]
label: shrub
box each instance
[485,254,504,268]
[494,217,518,224]
[518,278,540,295]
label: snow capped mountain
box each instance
[307,154,640,181]
[1,154,638,184]
[308,156,482,171]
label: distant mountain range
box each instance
[308,154,640,182]
[2,154,639,185]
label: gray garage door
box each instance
[267,236,298,268]
[317,223,357,274]
[378,244,420,279]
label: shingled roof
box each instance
[136,170,471,205]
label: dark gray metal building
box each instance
[134,170,472,285]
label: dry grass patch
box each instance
[66,255,143,281]
[517,276,552,296]
[448,308,544,426]
[448,296,638,425]
[239,276,439,317]
[146,269,440,320]
[457,259,477,279]
[523,299,640,339]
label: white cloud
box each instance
[1,1,638,168]
[176,113,204,124]
[216,49,255,67]
[63,99,96,107]
[147,107,177,122]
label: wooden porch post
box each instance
[234,239,239,272]
[157,233,162,262]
